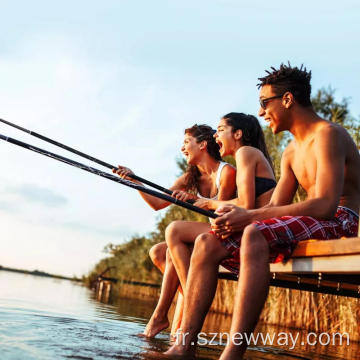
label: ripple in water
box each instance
[0,270,359,360]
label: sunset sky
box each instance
[0,0,358,277]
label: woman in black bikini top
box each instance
[195,112,276,211]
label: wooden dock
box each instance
[219,236,360,298]
[172,233,360,335]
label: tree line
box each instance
[85,87,360,285]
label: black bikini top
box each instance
[255,177,277,198]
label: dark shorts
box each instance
[220,206,359,275]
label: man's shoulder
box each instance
[283,140,296,157]
[279,142,296,169]
[314,120,348,143]
[315,118,346,134]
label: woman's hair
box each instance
[222,112,274,172]
[183,124,221,192]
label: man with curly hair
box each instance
[162,64,360,359]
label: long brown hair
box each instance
[183,124,221,192]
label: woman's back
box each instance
[234,146,275,208]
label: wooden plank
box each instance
[292,237,360,258]
[270,254,360,273]
[218,270,360,297]
[271,273,360,287]
[270,273,360,298]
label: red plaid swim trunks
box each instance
[220,206,359,275]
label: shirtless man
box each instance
[163,64,360,359]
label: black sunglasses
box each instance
[259,94,284,109]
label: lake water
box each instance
[0,270,359,359]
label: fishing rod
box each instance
[0,133,216,219]
[0,118,174,196]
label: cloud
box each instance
[0,201,18,213]
[60,220,137,240]
[7,184,68,207]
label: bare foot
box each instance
[138,314,169,338]
[163,344,196,359]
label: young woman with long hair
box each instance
[165,113,276,328]
[113,124,237,337]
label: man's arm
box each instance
[251,126,344,220]
[266,144,298,207]
[213,126,346,233]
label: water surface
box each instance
[0,270,359,359]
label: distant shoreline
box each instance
[0,265,81,282]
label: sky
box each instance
[0,0,359,277]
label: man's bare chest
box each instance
[291,146,317,192]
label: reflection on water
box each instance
[0,270,359,359]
